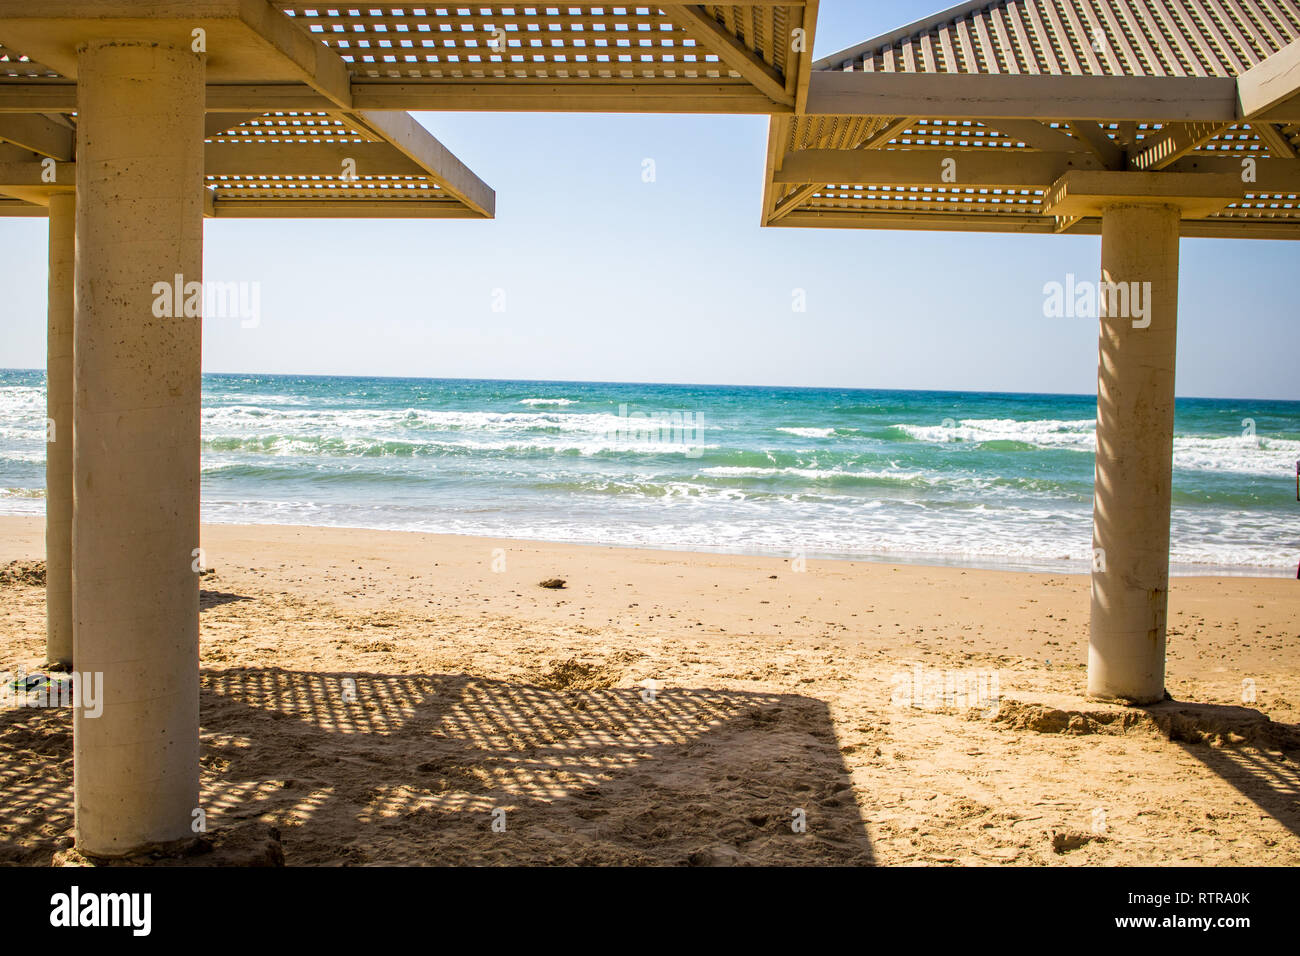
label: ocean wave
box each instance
[701,464,928,485]
[897,417,1096,448]
[0,449,48,463]
[896,417,1300,477]
[1170,434,1300,477]
[203,433,717,459]
[205,393,313,407]
[518,398,576,406]
[776,426,834,438]
[184,497,1300,575]
[201,405,717,436]
[541,478,756,501]
[0,388,45,422]
[0,487,45,499]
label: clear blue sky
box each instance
[1,0,1296,399]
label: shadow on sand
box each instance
[0,667,875,866]
[1141,700,1300,842]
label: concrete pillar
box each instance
[45,191,74,670]
[73,40,205,857]
[1087,202,1181,704]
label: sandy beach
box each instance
[1,513,1297,866]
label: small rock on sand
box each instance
[688,844,745,867]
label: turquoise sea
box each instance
[2,369,1298,575]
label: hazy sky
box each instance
[1,0,1296,399]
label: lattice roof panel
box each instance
[206,112,376,144]
[200,110,491,216]
[763,1,1300,238]
[206,173,456,201]
[783,115,1297,159]
[271,3,801,82]
[0,108,494,219]
[817,0,1300,78]
[0,3,817,113]
[772,178,1300,236]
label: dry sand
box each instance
[1,513,1297,866]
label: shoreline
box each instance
[1,510,1293,579]
[1,514,1294,666]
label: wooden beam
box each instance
[767,115,916,224]
[0,197,45,216]
[773,148,1102,187]
[236,0,353,108]
[2,135,496,198]
[792,0,819,114]
[211,199,484,219]
[768,182,822,223]
[203,141,425,176]
[0,113,73,159]
[346,110,495,218]
[1238,37,1300,119]
[1165,155,1300,192]
[0,83,333,113]
[775,209,1071,234]
[1129,121,1232,171]
[773,208,1300,240]
[1180,221,1300,240]
[205,85,333,111]
[657,5,792,106]
[0,159,73,188]
[1251,121,1298,159]
[350,81,788,114]
[0,80,789,115]
[0,84,78,112]
[774,150,1298,192]
[806,71,1239,122]
[987,119,1090,152]
[1041,170,1243,219]
[1067,122,1125,169]
[204,112,265,138]
[858,116,921,149]
[759,114,790,225]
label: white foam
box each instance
[897,417,1096,449]
[776,427,836,438]
[701,465,926,482]
[201,405,715,437]
[897,417,1300,477]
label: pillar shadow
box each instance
[1141,700,1300,840]
[0,667,874,866]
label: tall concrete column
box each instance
[1088,202,1181,704]
[45,191,75,670]
[73,40,205,857]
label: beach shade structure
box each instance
[0,0,819,860]
[0,3,823,114]
[0,107,494,673]
[760,0,1300,705]
[0,28,496,862]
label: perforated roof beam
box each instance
[806,71,1240,122]
[0,112,72,158]
[1238,37,1300,120]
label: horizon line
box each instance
[2,367,1297,405]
